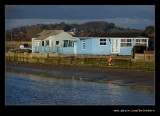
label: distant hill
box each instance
[76,21,142,32]
[76,21,116,33]
[6,21,153,41]
[74,21,144,37]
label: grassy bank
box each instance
[6,53,154,70]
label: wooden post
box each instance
[57,57,61,65]
[83,57,86,65]
[23,53,24,62]
[144,50,145,59]
[146,57,149,67]
[70,56,74,64]
[132,46,135,59]
[9,53,10,61]
[37,58,39,63]
[129,59,132,67]
[14,53,15,62]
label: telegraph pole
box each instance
[11,32,13,48]
[11,33,12,41]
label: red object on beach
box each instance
[108,58,112,63]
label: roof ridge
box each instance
[35,30,64,40]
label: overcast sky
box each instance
[5,5,155,30]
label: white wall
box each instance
[48,32,72,47]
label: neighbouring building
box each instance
[20,44,29,49]
[32,30,73,53]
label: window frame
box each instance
[82,39,85,50]
[135,39,147,46]
[42,41,44,46]
[63,40,69,47]
[68,41,74,47]
[45,40,49,46]
[63,40,74,47]
[56,41,59,45]
[120,39,132,47]
[35,42,37,46]
[99,38,107,46]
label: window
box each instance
[142,39,147,42]
[34,42,37,46]
[45,40,49,46]
[63,40,68,47]
[68,41,74,47]
[135,39,147,46]
[121,39,132,47]
[82,39,85,50]
[42,41,44,46]
[100,39,106,45]
[38,42,41,46]
[63,40,74,47]
[51,41,53,46]
[23,44,29,47]
[136,39,140,42]
[121,39,131,42]
[56,41,59,45]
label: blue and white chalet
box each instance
[32,30,149,55]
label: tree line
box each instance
[5,21,154,41]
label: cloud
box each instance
[5,5,155,20]
[5,18,154,30]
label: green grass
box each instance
[6,55,154,70]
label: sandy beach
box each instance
[6,61,154,92]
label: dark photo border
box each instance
[1,0,159,114]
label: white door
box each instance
[111,39,120,53]
[74,42,77,55]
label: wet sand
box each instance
[6,61,154,92]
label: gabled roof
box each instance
[75,36,149,40]
[35,30,64,40]
[74,31,146,38]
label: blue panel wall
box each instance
[77,39,92,54]
[76,38,112,55]
[91,38,111,55]
[120,47,132,55]
[62,47,74,54]
[119,39,134,55]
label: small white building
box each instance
[32,30,73,53]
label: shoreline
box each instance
[6,61,154,93]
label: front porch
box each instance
[33,46,63,53]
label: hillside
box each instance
[6,21,153,41]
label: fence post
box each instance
[8,53,10,61]
[146,58,149,67]
[47,53,49,58]
[132,47,135,59]
[57,57,61,65]
[23,53,24,62]
[129,59,132,67]
[70,56,74,64]
[14,53,16,62]
[144,50,145,59]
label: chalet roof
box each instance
[35,30,64,40]
[74,32,147,38]
[76,36,149,40]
